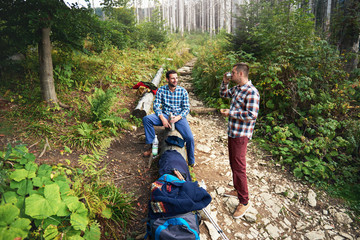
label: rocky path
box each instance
[176,59,359,240]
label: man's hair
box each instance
[166,70,177,79]
[233,63,249,77]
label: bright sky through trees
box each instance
[65,0,103,8]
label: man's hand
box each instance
[220,109,230,117]
[223,72,230,84]
[159,115,171,128]
[170,115,182,124]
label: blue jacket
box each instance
[149,174,212,219]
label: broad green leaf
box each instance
[44,224,59,240]
[63,196,81,212]
[25,161,38,175]
[70,211,88,231]
[83,222,101,240]
[38,164,52,178]
[0,203,19,225]
[17,179,34,196]
[0,204,30,240]
[56,201,70,217]
[10,169,30,182]
[1,191,19,205]
[32,176,44,187]
[70,203,88,231]
[25,194,55,219]
[55,180,71,196]
[25,184,61,219]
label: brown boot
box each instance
[233,202,251,219]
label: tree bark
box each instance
[38,27,58,106]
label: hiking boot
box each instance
[233,202,251,219]
[143,149,152,157]
[223,190,237,198]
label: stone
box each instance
[287,190,295,199]
[216,186,226,195]
[244,212,257,223]
[197,144,211,153]
[225,197,239,212]
[200,233,208,240]
[274,185,286,194]
[339,232,353,240]
[266,224,280,238]
[323,224,334,230]
[334,212,353,225]
[305,231,326,240]
[308,189,317,207]
[323,210,329,215]
[204,220,221,240]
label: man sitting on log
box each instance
[142,70,195,167]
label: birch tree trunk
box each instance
[38,27,58,106]
[325,0,332,31]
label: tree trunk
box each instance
[38,27,58,106]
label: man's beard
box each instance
[169,82,177,88]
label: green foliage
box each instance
[1,143,135,239]
[191,0,360,213]
[0,144,100,239]
[70,143,135,237]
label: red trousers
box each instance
[228,136,249,205]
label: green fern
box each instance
[87,88,117,122]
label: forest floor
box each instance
[1,59,359,240]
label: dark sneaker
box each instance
[233,202,251,219]
[223,190,237,198]
[188,163,196,167]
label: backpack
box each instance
[146,212,201,240]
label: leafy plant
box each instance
[0,144,100,239]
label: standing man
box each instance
[142,70,195,166]
[220,63,260,218]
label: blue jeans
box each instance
[143,114,195,165]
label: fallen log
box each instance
[148,124,187,168]
[190,107,218,115]
[132,66,164,119]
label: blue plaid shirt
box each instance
[220,80,260,139]
[153,85,190,119]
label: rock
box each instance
[334,212,353,225]
[286,190,295,199]
[216,186,225,195]
[339,231,353,240]
[244,212,257,223]
[225,197,239,212]
[274,185,286,194]
[197,144,211,153]
[204,220,221,240]
[308,189,317,207]
[323,210,328,215]
[323,224,334,230]
[266,224,280,238]
[200,233,208,240]
[305,231,326,240]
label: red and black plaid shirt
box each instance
[220,80,260,139]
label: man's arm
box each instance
[219,75,232,98]
[179,89,190,119]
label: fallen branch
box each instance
[38,137,50,158]
[28,141,40,149]
[283,204,300,218]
